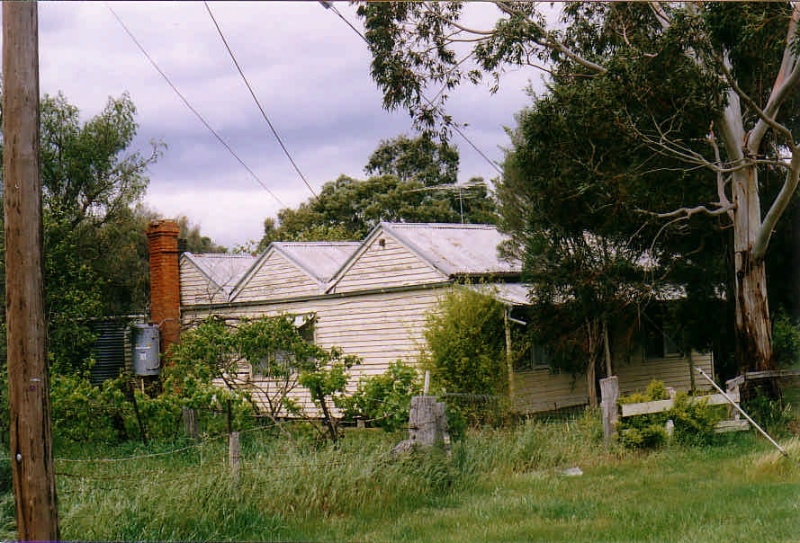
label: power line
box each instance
[106,3,286,208]
[204,2,318,200]
[320,2,504,177]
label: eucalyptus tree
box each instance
[358,2,800,371]
[0,92,163,371]
[259,134,496,246]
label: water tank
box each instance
[90,320,128,385]
[132,324,161,376]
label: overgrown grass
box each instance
[1,412,798,541]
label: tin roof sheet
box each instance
[184,253,258,294]
[382,223,520,276]
[273,242,361,283]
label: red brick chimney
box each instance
[147,219,181,355]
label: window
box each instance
[643,307,680,359]
[515,342,552,371]
[251,315,316,378]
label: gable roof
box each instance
[380,223,520,276]
[271,242,360,284]
[326,222,520,293]
[182,223,520,304]
[181,253,258,296]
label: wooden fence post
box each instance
[600,376,619,446]
[393,395,450,454]
[182,407,198,440]
[229,431,241,480]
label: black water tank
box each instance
[90,320,128,385]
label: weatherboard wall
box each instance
[616,350,714,395]
[513,369,590,413]
[183,287,447,416]
[179,259,228,306]
[232,250,322,303]
[330,232,445,294]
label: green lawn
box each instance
[1,415,798,542]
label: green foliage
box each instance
[260,173,495,248]
[365,134,459,186]
[298,350,360,440]
[423,287,508,424]
[258,135,495,249]
[50,373,133,443]
[341,360,422,431]
[167,315,359,423]
[618,381,724,449]
[0,92,171,374]
[772,311,800,368]
[669,394,725,447]
[743,394,797,438]
[177,215,228,253]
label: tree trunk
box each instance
[732,167,774,372]
[734,250,773,371]
[585,319,598,408]
[602,317,613,378]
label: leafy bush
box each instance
[743,394,797,437]
[50,372,133,443]
[341,360,421,431]
[618,380,723,449]
[668,394,724,446]
[773,311,800,367]
[422,287,509,425]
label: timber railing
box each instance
[600,375,750,444]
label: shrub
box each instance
[773,311,800,367]
[668,394,724,446]
[341,360,421,432]
[618,380,723,449]
[422,287,508,425]
[50,372,133,443]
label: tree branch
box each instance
[709,124,735,222]
[716,53,796,150]
[639,203,736,221]
[748,3,800,152]
[493,1,608,76]
[754,145,800,261]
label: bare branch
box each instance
[709,123,735,221]
[754,144,800,260]
[716,54,796,150]
[649,2,672,31]
[749,3,800,151]
[639,203,736,221]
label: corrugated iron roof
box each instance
[273,242,361,283]
[183,253,258,294]
[382,223,520,277]
[465,282,532,306]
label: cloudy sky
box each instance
[27,2,542,249]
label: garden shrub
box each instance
[422,287,509,425]
[50,372,133,443]
[773,311,800,367]
[341,360,421,432]
[618,380,723,449]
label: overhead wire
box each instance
[320,1,504,177]
[204,2,318,200]
[105,3,287,208]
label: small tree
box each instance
[341,360,422,432]
[167,315,359,427]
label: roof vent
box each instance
[378,238,386,248]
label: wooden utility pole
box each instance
[3,2,60,540]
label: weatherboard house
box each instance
[147,220,713,415]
